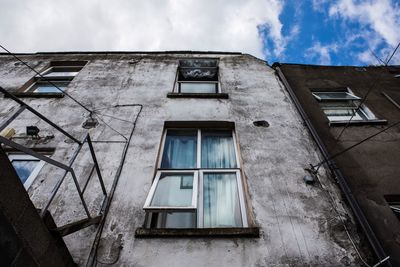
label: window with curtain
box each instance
[144,127,248,229]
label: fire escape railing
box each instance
[0,86,107,236]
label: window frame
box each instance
[143,170,199,211]
[172,58,222,95]
[15,61,86,97]
[7,154,46,189]
[145,127,248,228]
[312,91,361,101]
[312,88,378,124]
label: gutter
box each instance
[273,64,392,267]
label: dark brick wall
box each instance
[278,64,400,266]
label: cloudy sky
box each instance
[0,0,399,65]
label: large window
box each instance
[312,89,377,123]
[175,59,219,94]
[7,153,46,189]
[144,128,248,229]
[18,61,86,95]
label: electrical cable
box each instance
[313,119,400,171]
[312,170,371,267]
[93,111,134,124]
[333,41,400,142]
[0,44,94,115]
[85,104,143,267]
[0,45,142,146]
[92,113,128,141]
[385,42,400,65]
[369,49,386,65]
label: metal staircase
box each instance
[0,86,107,236]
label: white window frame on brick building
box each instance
[312,89,377,124]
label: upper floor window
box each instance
[143,127,248,229]
[175,59,219,94]
[312,89,377,124]
[385,195,400,220]
[16,61,86,96]
[8,153,46,189]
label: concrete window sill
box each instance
[167,93,229,99]
[135,227,260,238]
[5,92,64,98]
[329,119,388,126]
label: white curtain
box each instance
[201,130,236,168]
[161,131,197,169]
[203,173,242,227]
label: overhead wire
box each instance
[313,119,400,171]
[93,114,128,141]
[312,169,372,267]
[88,104,143,267]
[0,44,94,115]
[0,44,141,143]
[311,42,400,172]
[333,41,400,142]
[93,111,134,124]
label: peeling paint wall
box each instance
[0,53,368,266]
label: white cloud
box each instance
[0,0,286,59]
[329,0,400,64]
[312,0,330,11]
[305,42,338,65]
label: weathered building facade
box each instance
[0,52,370,266]
[275,63,400,266]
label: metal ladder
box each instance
[0,86,107,236]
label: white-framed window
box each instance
[7,153,46,189]
[144,128,248,229]
[385,195,400,220]
[389,202,400,219]
[22,61,86,94]
[174,59,220,94]
[312,89,377,123]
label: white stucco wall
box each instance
[0,53,366,266]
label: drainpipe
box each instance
[273,63,392,267]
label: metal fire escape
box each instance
[0,86,107,236]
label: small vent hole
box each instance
[253,120,269,127]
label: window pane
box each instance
[161,130,197,169]
[313,92,360,100]
[149,212,196,228]
[180,83,217,93]
[323,109,355,117]
[203,173,242,227]
[179,59,218,68]
[43,71,79,77]
[32,81,69,93]
[11,160,39,184]
[201,130,237,168]
[41,66,83,78]
[180,68,218,80]
[151,173,194,207]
